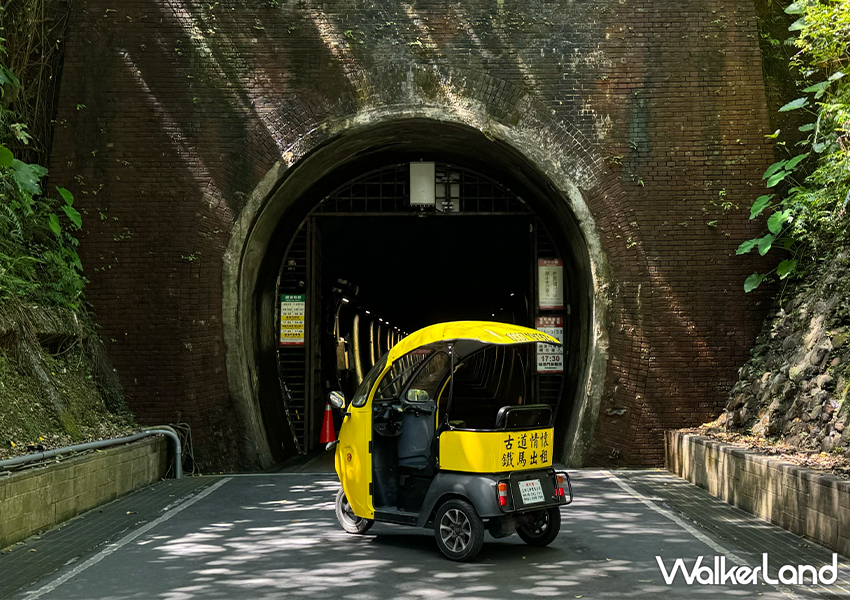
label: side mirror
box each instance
[328,390,346,409]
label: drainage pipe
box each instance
[0,427,182,478]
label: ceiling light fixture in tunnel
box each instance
[410,161,436,207]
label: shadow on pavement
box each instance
[18,471,822,599]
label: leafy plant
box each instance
[0,48,85,309]
[739,0,850,292]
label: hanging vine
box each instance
[0,0,71,163]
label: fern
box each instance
[0,202,23,241]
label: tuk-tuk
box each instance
[327,321,573,561]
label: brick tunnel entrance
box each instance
[225,119,609,470]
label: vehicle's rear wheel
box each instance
[335,487,374,534]
[434,499,484,561]
[517,507,561,547]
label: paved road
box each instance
[5,470,850,599]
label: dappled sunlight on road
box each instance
[115,473,791,599]
[21,472,807,599]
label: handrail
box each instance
[0,428,182,478]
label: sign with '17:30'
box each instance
[536,316,564,373]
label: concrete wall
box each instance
[48,0,776,470]
[666,431,850,557]
[0,437,167,549]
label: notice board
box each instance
[538,258,564,310]
[280,294,306,346]
[536,316,564,373]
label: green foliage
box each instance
[741,0,850,292]
[0,64,20,90]
[793,0,850,67]
[0,50,85,309]
[0,146,12,168]
[776,258,798,278]
[750,194,775,219]
[778,96,809,111]
[745,272,767,292]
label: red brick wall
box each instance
[49,0,774,470]
[584,0,776,465]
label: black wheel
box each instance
[434,499,485,561]
[335,487,374,534]
[517,507,561,547]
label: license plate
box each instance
[518,479,545,504]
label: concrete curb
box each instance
[665,430,850,558]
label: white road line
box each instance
[23,477,232,600]
[222,472,337,477]
[604,471,803,600]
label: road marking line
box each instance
[222,472,337,477]
[23,477,232,599]
[604,471,803,600]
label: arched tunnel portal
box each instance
[224,119,610,470]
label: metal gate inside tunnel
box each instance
[267,163,575,462]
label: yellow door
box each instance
[335,404,374,519]
[335,355,389,520]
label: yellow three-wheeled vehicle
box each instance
[327,321,573,561]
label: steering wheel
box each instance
[373,400,404,436]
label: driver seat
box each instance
[397,401,436,470]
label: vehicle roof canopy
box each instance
[387,320,561,365]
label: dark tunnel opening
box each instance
[319,215,534,332]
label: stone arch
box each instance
[223,112,609,466]
[223,69,623,469]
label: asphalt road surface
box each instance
[8,470,850,599]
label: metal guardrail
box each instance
[0,427,182,478]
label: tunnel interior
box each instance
[319,215,533,332]
[249,121,596,467]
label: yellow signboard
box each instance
[439,428,554,473]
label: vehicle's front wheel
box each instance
[335,487,374,534]
[434,499,485,561]
[517,507,561,547]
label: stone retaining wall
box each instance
[0,436,167,549]
[666,431,850,557]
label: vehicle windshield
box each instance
[406,351,451,402]
[375,349,433,400]
[351,354,387,407]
